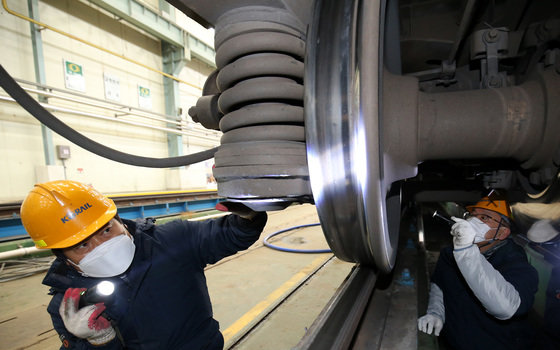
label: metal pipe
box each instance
[15,77,191,122]
[14,78,216,136]
[447,0,478,64]
[0,246,39,260]
[417,78,546,164]
[22,86,185,127]
[0,95,221,143]
[2,0,202,90]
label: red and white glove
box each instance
[59,288,116,345]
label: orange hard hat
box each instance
[466,193,512,220]
[20,180,117,249]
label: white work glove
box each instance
[454,245,521,320]
[450,217,488,249]
[59,288,116,345]
[418,283,445,336]
[418,314,443,336]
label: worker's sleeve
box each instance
[46,292,123,350]
[453,245,521,320]
[158,211,267,267]
[426,282,445,322]
[196,212,267,265]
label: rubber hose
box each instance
[263,223,332,253]
[0,65,217,168]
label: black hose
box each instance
[0,65,217,168]
[263,223,332,253]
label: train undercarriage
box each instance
[169,0,560,272]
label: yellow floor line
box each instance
[222,255,331,343]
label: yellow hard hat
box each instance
[466,193,512,220]
[20,180,117,249]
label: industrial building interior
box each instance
[0,0,559,349]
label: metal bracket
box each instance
[471,27,509,88]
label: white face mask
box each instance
[71,234,136,277]
[466,217,492,243]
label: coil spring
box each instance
[202,6,312,210]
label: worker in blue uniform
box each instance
[20,180,267,350]
[417,193,538,350]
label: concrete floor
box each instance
[0,204,354,350]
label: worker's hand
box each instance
[59,288,116,345]
[418,313,443,336]
[450,217,478,250]
[451,216,492,249]
[216,201,258,220]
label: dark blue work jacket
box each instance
[42,213,267,350]
[432,239,538,350]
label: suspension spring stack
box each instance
[189,6,311,211]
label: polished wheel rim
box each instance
[305,0,399,272]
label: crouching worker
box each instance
[418,192,538,350]
[20,180,267,350]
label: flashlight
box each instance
[432,210,455,227]
[79,280,115,308]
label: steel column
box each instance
[162,43,187,158]
[28,0,55,165]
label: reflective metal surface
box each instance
[305,0,399,271]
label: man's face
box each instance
[62,218,128,265]
[468,208,510,240]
